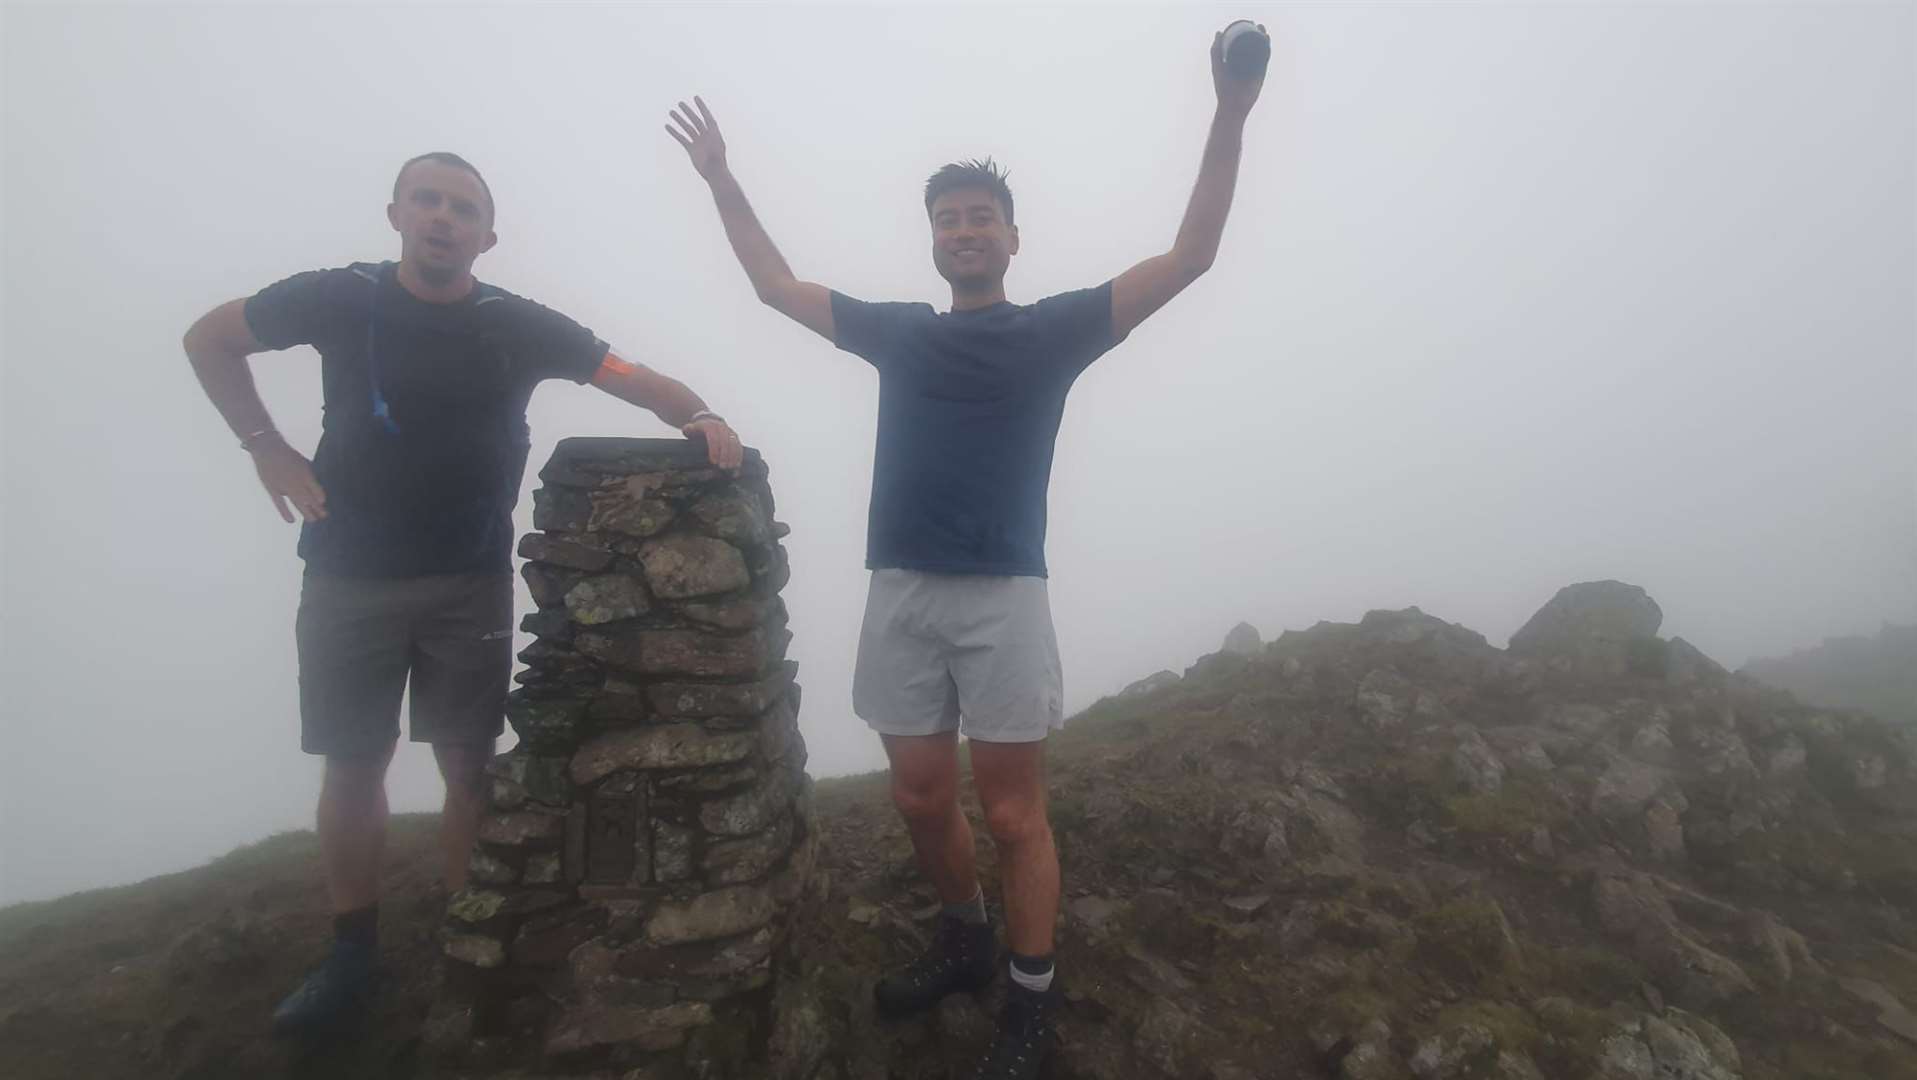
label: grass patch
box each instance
[1730,823,1917,903]
[1314,986,1398,1032]
[1533,944,1645,1002]
[1412,897,1516,987]
[1780,1040,1917,1080]
[1429,1000,1544,1055]
[1530,997,1620,1077]
[1441,770,1568,842]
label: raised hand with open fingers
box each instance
[666,96,729,181]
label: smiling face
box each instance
[387,158,496,285]
[928,187,1018,292]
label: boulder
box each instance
[1134,999,1200,1076]
[1595,1012,1741,1080]
[1591,755,1672,820]
[1222,621,1263,657]
[1409,1022,1495,1079]
[1509,581,1663,677]
[1356,668,1417,730]
[1593,872,1754,1007]
[1450,726,1507,795]
[1743,911,1817,984]
[767,975,833,1080]
[1222,785,1365,871]
[1644,795,1688,861]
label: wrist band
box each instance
[240,428,278,452]
[686,410,725,427]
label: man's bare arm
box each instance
[182,300,329,522]
[1111,28,1266,340]
[589,351,745,469]
[667,97,836,343]
[183,300,277,444]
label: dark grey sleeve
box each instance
[1038,281,1120,375]
[510,299,609,384]
[830,291,918,369]
[242,268,353,350]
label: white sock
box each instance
[1009,955,1055,993]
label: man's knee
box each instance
[970,738,1049,847]
[883,732,961,827]
[982,796,1049,848]
[434,741,493,798]
[891,775,957,827]
[322,748,393,799]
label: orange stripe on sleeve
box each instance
[595,351,639,383]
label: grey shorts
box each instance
[852,569,1064,743]
[295,571,514,758]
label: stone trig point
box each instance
[432,437,817,1077]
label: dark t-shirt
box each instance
[830,283,1120,578]
[244,262,606,577]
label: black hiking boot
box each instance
[972,980,1061,1079]
[873,915,997,1017]
[271,940,376,1039]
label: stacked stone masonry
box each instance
[438,437,816,1077]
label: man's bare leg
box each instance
[966,737,1061,1074]
[881,731,979,904]
[873,731,997,1016]
[277,742,394,1036]
[969,738,1057,959]
[317,742,396,913]
[434,740,494,892]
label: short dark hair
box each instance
[393,151,494,218]
[924,158,1014,227]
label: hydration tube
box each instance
[367,264,400,435]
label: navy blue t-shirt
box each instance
[831,283,1120,577]
[244,262,607,577]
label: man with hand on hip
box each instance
[182,151,743,1038]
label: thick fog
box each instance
[2,3,1911,906]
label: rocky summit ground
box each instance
[4,581,1917,1080]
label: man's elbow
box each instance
[1175,248,1217,282]
[753,277,804,315]
[184,304,250,363]
[182,319,214,363]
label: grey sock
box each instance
[943,887,988,925]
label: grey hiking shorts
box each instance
[295,571,514,758]
[853,569,1064,743]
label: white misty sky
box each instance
[2,2,1911,905]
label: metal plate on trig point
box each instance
[585,789,639,884]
